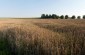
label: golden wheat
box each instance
[0,19,85,55]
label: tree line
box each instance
[41,14,85,19]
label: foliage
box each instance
[41,14,59,19]
[60,15,64,19]
[65,15,69,19]
[83,15,85,19]
[71,15,76,19]
[77,16,81,19]
[41,14,85,19]
[41,14,46,18]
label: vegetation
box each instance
[41,14,46,18]
[41,14,85,19]
[71,15,76,19]
[77,16,81,19]
[83,15,85,19]
[65,15,69,19]
[60,15,64,19]
[0,19,85,55]
[52,14,57,19]
[41,14,59,19]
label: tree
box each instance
[45,14,49,18]
[65,15,69,19]
[60,15,64,19]
[41,14,45,18]
[49,14,52,18]
[52,14,56,19]
[77,16,81,19]
[56,15,59,19]
[71,15,76,19]
[83,15,85,19]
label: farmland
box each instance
[0,19,85,55]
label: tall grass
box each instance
[0,19,85,55]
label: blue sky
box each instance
[0,0,85,17]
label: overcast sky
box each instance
[0,0,85,17]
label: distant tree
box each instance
[56,15,59,19]
[52,14,57,19]
[60,15,64,19]
[41,14,46,18]
[83,15,85,19]
[49,14,52,18]
[77,16,81,19]
[65,15,69,19]
[71,15,76,19]
[45,14,49,18]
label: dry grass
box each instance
[0,19,85,55]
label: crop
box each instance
[0,19,85,55]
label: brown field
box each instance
[0,19,85,55]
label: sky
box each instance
[0,0,85,17]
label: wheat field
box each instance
[0,19,85,55]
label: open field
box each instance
[0,19,85,55]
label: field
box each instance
[0,19,85,55]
